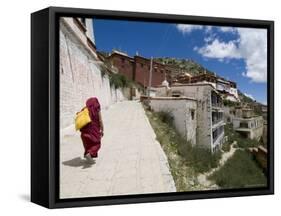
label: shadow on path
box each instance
[62,157,95,169]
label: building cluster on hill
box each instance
[60,16,266,154]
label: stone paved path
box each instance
[60,100,176,198]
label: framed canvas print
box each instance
[31,6,274,208]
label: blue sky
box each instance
[93,19,267,104]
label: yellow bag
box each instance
[75,107,91,130]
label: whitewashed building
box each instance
[153,83,225,153]
[233,108,264,140]
[150,97,197,145]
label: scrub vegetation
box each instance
[208,150,267,188]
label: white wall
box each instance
[150,98,197,145]
[0,0,279,215]
[60,18,127,129]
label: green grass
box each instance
[145,109,222,191]
[208,150,267,189]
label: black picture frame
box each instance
[31,6,274,208]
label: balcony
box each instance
[212,120,225,130]
[212,126,224,144]
[212,112,223,125]
[211,92,223,109]
[213,131,225,146]
[239,122,249,128]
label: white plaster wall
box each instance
[232,118,240,129]
[150,99,197,145]
[85,18,95,44]
[169,85,213,149]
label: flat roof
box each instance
[233,116,263,121]
[235,128,251,132]
[150,96,197,101]
[171,82,215,88]
[171,82,222,95]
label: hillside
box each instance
[238,90,255,104]
[238,90,264,115]
[155,57,215,77]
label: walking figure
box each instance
[79,97,104,163]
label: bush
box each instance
[109,73,131,89]
[209,150,267,188]
[157,111,174,126]
[223,99,239,107]
[222,142,231,152]
[178,141,222,173]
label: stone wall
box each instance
[60,18,127,130]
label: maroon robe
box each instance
[80,97,101,158]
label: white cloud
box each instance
[196,28,267,83]
[205,26,213,33]
[176,24,215,34]
[244,93,255,100]
[219,27,236,33]
[176,24,203,34]
[238,28,267,83]
[197,39,241,59]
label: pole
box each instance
[148,57,153,97]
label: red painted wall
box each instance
[108,53,171,87]
[109,54,134,80]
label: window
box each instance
[191,109,195,120]
[141,63,144,68]
[121,58,125,63]
[240,122,248,128]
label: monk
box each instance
[80,97,104,163]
